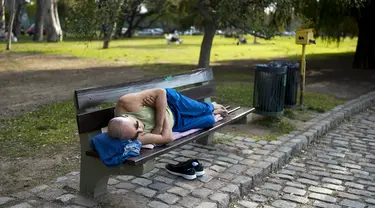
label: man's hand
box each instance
[212,102,228,117]
[143,95,163,134]
[143,96,156,107]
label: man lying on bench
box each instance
[108,88,228,145]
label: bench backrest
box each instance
[74,68,215,136]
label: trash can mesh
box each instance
[253,64,287,116]
[269,62,300,107]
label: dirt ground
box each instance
[0,53,151,118]
[1,52,375,195]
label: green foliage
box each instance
[65,0,123,41]
[26,1,37,18]
[293,0,366,41]
[168,0,296,38]
[64,0,103,40]
[167,0,367,42]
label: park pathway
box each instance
[234,106,375,208]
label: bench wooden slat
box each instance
[76,83,216,134]
[178,82,216,101]
[74,68,213,112]
[86,107,255,166]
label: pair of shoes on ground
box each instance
[165,159,204,180]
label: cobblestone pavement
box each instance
[234,107,375,208]
[0,132,285,208]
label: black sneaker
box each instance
[187,159,205,177]
[165,162,196,180]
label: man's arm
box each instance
[138,117,173,145]
[116,88,168,134]
[139,89,167,134]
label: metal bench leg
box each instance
[196,132,214,145]
[80,156,109,198]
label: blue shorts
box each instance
[165,88,215,132]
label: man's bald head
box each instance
[107,116,135,139]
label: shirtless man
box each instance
[107,88,228,145]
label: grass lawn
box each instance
[0,35,352,157]
[1,35,356,67]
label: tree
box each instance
[101,0,124,48]
[44,0,62,42]
[6,0,16,50]
[169,0,288,68]
[13,0,26,38]
[353,1,375,69]
[33,0,44,41]
[114,0,166,38]
[0,0,5,37]
[168,0,218,68]
[65,0,99,41]
[68,0,125,48]
[292,0,373,69]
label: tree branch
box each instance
[137,13,163,30]
[196,1,213,22]
[226,20,272,40]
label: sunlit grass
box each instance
[0,35,357,66]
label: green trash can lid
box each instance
[269,61,300,68]
[255,64,287,74]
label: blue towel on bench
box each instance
[91,132,142,167]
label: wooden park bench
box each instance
[73,68,255,197]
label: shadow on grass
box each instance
[214,51,375,85]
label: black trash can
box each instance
[269,61,300,108]
[253,64,287,116]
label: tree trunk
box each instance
[44,0,62,42]
[124,9,137,38]
[6,0,16,50]
[53,0,62,40]
[0,0,6,37]
[115,0,126,38]
[115,15,126,38]
[198,22,216,68]
[103,0,123,49]
[103,22,115,48]
[125,24,133,38]
[13,0,25,38]
[253,36,258,44]
[353,1,375,69]
[33,0,44,41]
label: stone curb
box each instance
[237,90,375,197]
